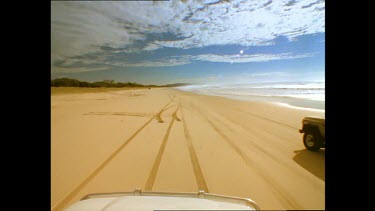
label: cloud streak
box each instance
[192,53,316,63]
[53,52,315,70]
[51,66,110,74]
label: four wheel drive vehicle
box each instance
[64,189,260,211]
[299,116,325,151]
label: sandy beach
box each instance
[51,87,325,210]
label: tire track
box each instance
[193,106,309,179]
[242,110,299,130]
[180,103,209,193]
[144,105,179,191]
[84,112,154,118]
[191,105,303,209]
[189,102,299,154]
[225,112,301,152]
[84,101,177,123]
[52,98,175,211]
[155,96,175,123]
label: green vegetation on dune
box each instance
[51,78,190,88]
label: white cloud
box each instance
[142,43,162,51]
[101,57,192,68]
[119,60,191,68]
[92,52,314,68]
[51,0,324,57]
[51,66,110,74]
[248,72,291,77]
[192,53,315,63]
[152,0,324,49]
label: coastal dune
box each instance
[51,87,325,210]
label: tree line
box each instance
[51,78,189,88]
[51,78,152,88]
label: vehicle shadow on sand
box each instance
[293,149,325,181]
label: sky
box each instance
[51,0,325,85]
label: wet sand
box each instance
[51,87,325,210]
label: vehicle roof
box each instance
[65,195,256,211]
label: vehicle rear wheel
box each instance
[303,130,322,151]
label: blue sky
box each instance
[51,0,325,85]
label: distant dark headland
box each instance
[51,78,190,88]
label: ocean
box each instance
[176,81,325,111]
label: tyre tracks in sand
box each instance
[180,103,209,193]
[187,102,303,210]
[143,100,209,193]
[144,104,181,191]
[52,97,176,211]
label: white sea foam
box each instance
[176,81,325,110]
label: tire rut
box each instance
[241,110,299,131]
[190,105,303,209]
[198,108,311,181]
[155,97,176,123]
[144,105,179,191]
[180,103,209,193]
[52,97,176,211]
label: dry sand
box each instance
[51,87,325,210]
